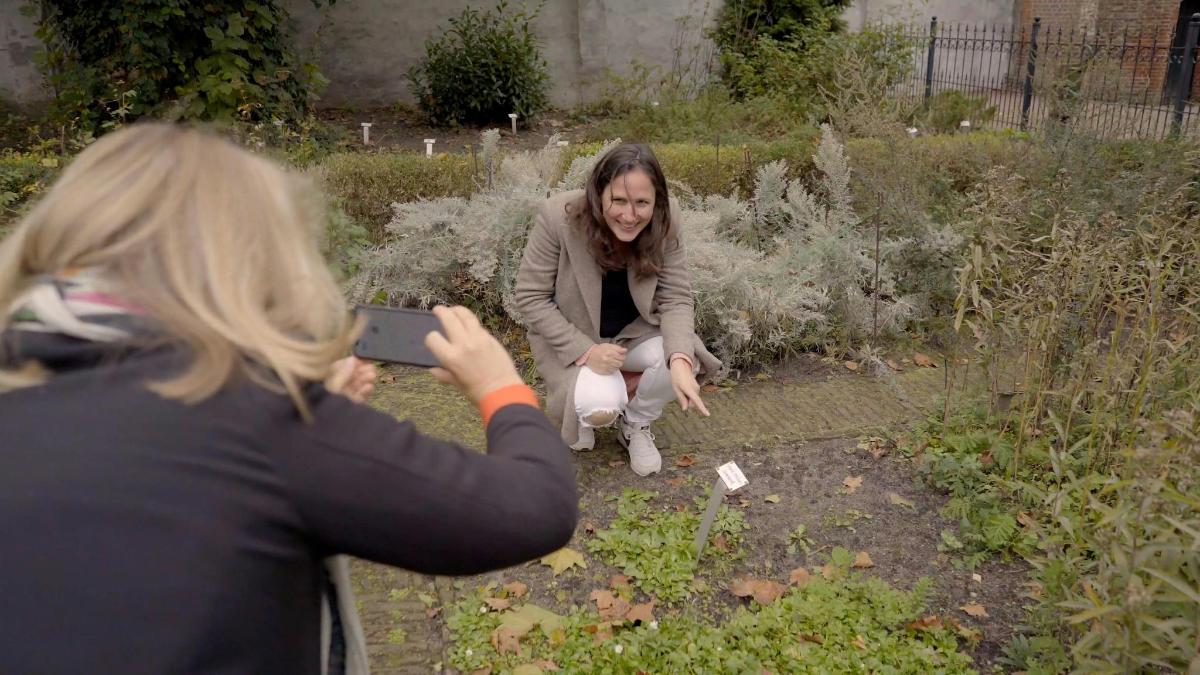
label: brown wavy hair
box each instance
[579,143,671,278]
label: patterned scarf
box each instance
[7,268,369,675]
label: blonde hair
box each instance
[0,122,359,416]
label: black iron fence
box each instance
[888,13,1200,140]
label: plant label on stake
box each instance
[694,462,748,560]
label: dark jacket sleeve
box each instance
[265,389,578,575]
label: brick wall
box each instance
[1010,0,1197,101]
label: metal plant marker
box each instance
[694,462,748,561]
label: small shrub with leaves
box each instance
[445,574,974,673]
[585,488,747,603]
[408,1,549,126]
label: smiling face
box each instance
[601,168,656,243]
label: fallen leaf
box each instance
[425,606,442,619]
[504,581,529,599]
[906,615,943,632]
[852,634,868,650]
[844,360,859,371]
[485,597,511,611]
[960,602,989,618]
[980,451,994,468]
[956,357,969,365]
[1023,581,1045,600]
[608,459,626,468]
[820,563,842,581]
[540,548,587,576]
[504,604,567,637]
[853,551,875,568]
[491,625,523,655]
[788,567,811,586]
[913,351,938,368]
[887,492,915,509]
[583,521,597,535]
[1017,511,1036,527]
[971,573,982,583]
[842,475,864,493]
[886,359,902,371]
[764,494,781,504]
[796,632,825,644]
[712,534,730,552]
[738,498,751,508]
[666,476,686,487]
[589,589,616,610]
[946,617,983,644]
[675,454,696,467]
[730,577,786,605]
[626,601,656,624]
[702,384,720,393]
[609,575,632,590]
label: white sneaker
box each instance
[570,426,595,452]
[618,418,661,476]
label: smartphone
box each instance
[352,305,443,368]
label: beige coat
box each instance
[513,189,721,446]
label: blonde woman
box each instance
[514,144,720,476]
[0,123,577,675]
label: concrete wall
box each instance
[0,2,46,108]
[843,0,1015,30]
[288,0,718,110]
[0,0,717,111]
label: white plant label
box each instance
[716,462,748,492]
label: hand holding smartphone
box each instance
[352,305,444,367]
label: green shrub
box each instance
[28,0,331,135]
[0,150,62,231]
[912,91,997,134]
[407,1,549,126]
[317,152,476,240]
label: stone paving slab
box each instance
[352,362,959,673]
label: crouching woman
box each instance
[514,143,719,476]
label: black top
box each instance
[0,332,577,674]
[599,268,640,338]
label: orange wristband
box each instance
[478,383,540,426]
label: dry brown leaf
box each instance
[887,492,915,509]
[491,626,523,655]
[980,451,994,468]
[913,351,937,368]
[702,384,720,393]
[504,581,529,599]
[425,606,442,619]
[609,575,632,590]
[730,577,787,605]
[589,589,615,610]
[852,635,868,650]
[666,476,686,487]
[484,597,511,611]
[675,454,696,467]
[764,494,781,504]
[712,534,730,552]
[853,551,875,568]
[820,563,842,581]
[788,567,812,586]
[1017,512,1036,528]
[960,602,989,618]
[956,357,969,365]
[626,601,656,624]
[844,360,859,371]
[905,615,943,632]
[738,498,751,508]
[608,459,626,468]
[886,359,902,371]
[583,521,597,535]
[842,475,864,493]
[796,632,825,645]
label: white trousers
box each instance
[574,336,695,428]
